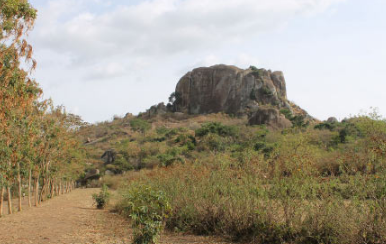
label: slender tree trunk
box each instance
[28,168,32,207]
[7,186,12,214]
[0,186,4,216]
[50,179,54,198]
[17,163,22,212]
[34,177,39,207]
[59,180,62,195]
[39,178,46,203]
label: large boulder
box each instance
[174,65,290,115]
[248,107,292,130]
[84,169,100,181]
[101,150,116,165]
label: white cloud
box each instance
[232,54,260,69]
[192,53,259,69]
[85,62,127,80]
[31,0,345,66]
[28,0,348,122]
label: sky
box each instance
[28,0,386,123]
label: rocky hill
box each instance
[164,64,311,129]
[78,64,315,177]
[175,64,290,115]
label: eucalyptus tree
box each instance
[0,0,37,214]
[0,1,86,215]
[0,46,41,213]
[46,108,86,197]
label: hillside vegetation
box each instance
[80,109,386,243]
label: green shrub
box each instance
[130,119,151,133]
[249,66,264,77]
[157,148,184,167]
[249,65,258,71]
[261,86,273,96]
[113,155,134,173]
[254,141,266,151]
[92,184,110,209]
[174,134,196,150]
[156,127,178,138]
[291,115,309,128]
[314,122,337,131]
[118,185,171,244]
[279,109,293,120]
[195,122,238,138]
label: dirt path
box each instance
[0,189,227,244]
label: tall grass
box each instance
[115,151,386,243]
[108,112,386,243]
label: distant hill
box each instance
[78,65,316,179]
[145,64,313,129]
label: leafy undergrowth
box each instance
[116,184,171,244]
[93,184,111,209]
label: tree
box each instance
[0,0,37,215]
[0,1,86,215]
[167,92,182,112]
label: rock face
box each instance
[175,65,291,115]
[248,107,292,130]
[146,103,167,117]
[101,150,116,165]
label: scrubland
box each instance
[83,111,386,243]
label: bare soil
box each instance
[0,188,228,244]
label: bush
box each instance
[249,66,264,77]
[130,119,151,133]
[249,65,258,71]
[314,122,337,131]
[92,184,110,209]
[174,134,196,150]
[157,148,184,167]
[261,86,273,96]
[195,122,238,138]
[291,115,309,128]
[118,185,171,244]
[280,109,293,120]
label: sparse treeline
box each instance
[0,0,86,216]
